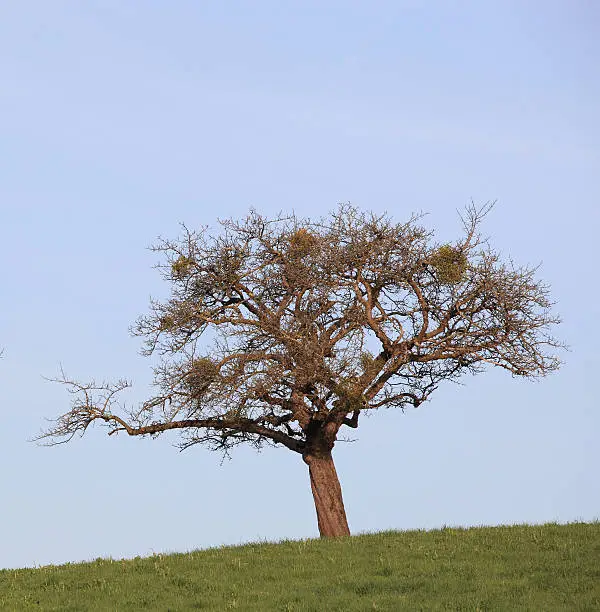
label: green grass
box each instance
[1,522,599,611]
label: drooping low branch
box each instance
[116,415,304,452]
[35,374,304,454]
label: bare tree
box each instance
[38,202,564,537]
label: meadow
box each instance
[1,522,598,610]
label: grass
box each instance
[1,522,599,611]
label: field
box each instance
[1,522,599,610]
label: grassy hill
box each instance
[1,522,599,611]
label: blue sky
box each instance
[1,1,598,569]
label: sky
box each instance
[0,1,598,570]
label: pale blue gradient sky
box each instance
[1,1,598,569]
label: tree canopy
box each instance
[39,202,564,536]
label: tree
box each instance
[38,202,564,537]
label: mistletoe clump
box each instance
[287,228,319,259]
[185,357,220,398]
[429,244,468,284]
[171,255,195,279]
[334,376,366,412]
[359,351,378,376]
[158,314,176,332]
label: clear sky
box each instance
[1,1,598,570]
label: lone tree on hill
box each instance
[38,202,564,537]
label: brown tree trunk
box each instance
[303,451,350,537]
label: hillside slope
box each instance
[1,522,599,610]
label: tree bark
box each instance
[303,451,350,537]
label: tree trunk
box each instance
[303,451,350,537]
